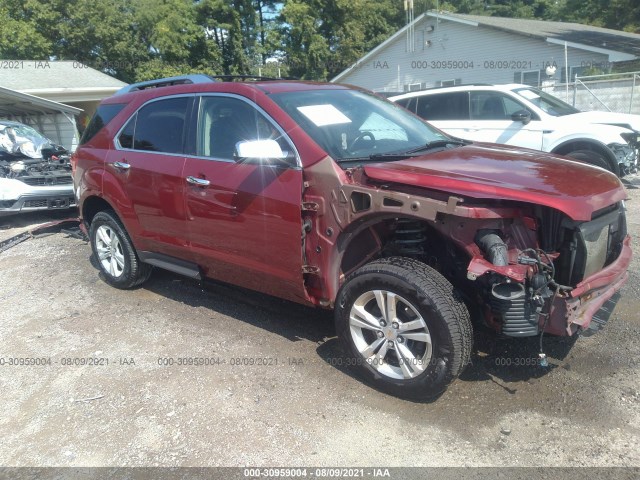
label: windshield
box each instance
[513,87,580,116]
[269,89,448,161]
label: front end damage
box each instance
[0,128,75,216]
[301,155,631,339]
[467,202,630,337]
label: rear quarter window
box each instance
[80,104,126,145]
[126,97,190,154]
[416,92,469,120]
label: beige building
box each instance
[0,61,127,149]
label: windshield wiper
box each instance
[337,139,469,164]
[365,139,468,161]
[403,139,468,154]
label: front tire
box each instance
[89,210,152,289]
[335,257,472,400]
[566,149,618,176]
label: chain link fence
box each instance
[546,71,640,114]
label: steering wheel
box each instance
[349,131,376,152]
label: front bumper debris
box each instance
[546,235,632,336]
[0,218,82,254]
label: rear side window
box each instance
[80,104,126,144]
[416,92,469,120]
[117,97,190,154]
[118,115,136,149]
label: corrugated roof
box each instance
[0,86,82,116]
[440,13,640,57]
[0,60,127,91]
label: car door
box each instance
[182,94,308,304]
[106,95,192,259]
[415,92,472,139]
[465,91,543,149]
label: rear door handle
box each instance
[186,176,210,187]
[111,161,131,171]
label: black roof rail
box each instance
[114,74,218,96]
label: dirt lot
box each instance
[0,177,639,470]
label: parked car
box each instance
[0,120,75,216]
[72,75,631,399]
[390,84,639,176]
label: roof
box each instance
[0,86,82,117]
[436,13,640,58]
[332,12,640,82]
[0,60,127,91]
[388,83,529,100]
[102,79,349,105]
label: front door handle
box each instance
[111,161,131,171]
[186,176,210,187]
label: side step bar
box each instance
[138,251,202,280]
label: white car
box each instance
[0,120,75,216]
[390,84,639,177]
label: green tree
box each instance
[331,0,404,77]
[0,2,51,58]
[557,0,640,32]
[254,0,282,64]
[196,0,252,74]
[279,0,330,79]
[279,0,404,80]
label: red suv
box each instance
[72,75,631,399]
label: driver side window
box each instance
[197,96,291,161]
[470,92,528,120]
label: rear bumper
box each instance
[547,235,632,336]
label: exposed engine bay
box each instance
[0,122,72,186]
[339,200,628,339]
[467,202,628,338]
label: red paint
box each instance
[364,143,626,221]
[73,79,632,338]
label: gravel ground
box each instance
[0,177,639,470]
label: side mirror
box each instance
[234,139,293,166]
[511,109,532,125]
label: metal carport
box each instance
[0,86,82,151]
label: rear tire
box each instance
[566,149,618,176]
[335,257,472,400]
[89,210,152,289]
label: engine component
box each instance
[490,289,539,337]
[10,161,26,173]
[491,281,525,301]
[475,230,509,266]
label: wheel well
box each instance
[82,196,114,226]
[551,139,618,173]
[339,216,470,284]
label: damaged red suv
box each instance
[72,75,631,399]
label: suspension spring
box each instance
[392,219,427,256]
